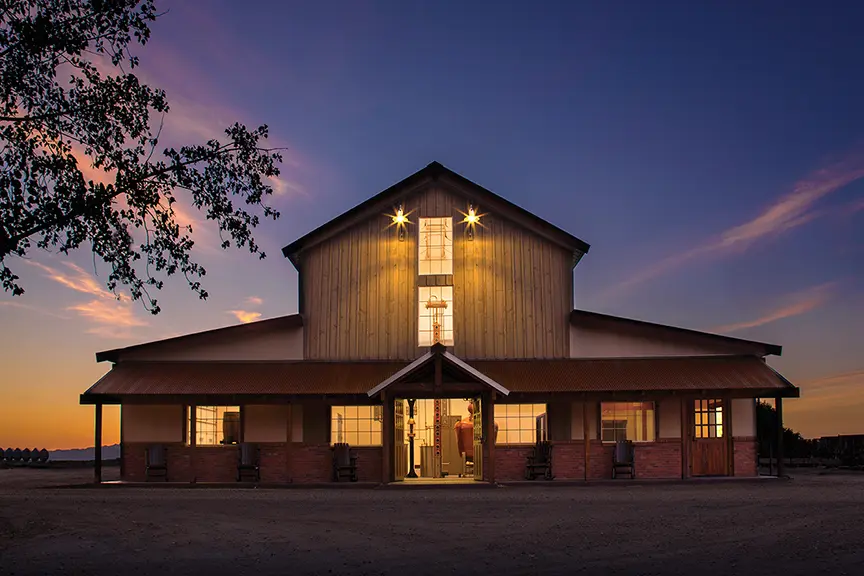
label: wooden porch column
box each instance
[680,398,689,479]
[583,401,590,481]
[94,403,103,484]
[381,393,393,484]
[484,393,496,483]
[286,402,294,482]
[775,397,785,478]
[726,397,734,476]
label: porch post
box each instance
[381,393,393,484]
[286,402,293,483]
[680,398,689,479]
[484,393,496,483]
[775,397,785,478]
[94,403,103,484]
[583,401,590,481]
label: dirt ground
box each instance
[1,468,862,576]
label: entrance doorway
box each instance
[393,398,482,481]
[691,398,729,476]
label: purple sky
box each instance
[2,1,863,447]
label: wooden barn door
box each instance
[691,399,729,476]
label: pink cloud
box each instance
[711,282,835,334]
[601,155,864,302]
[26,261,116,299]
[229,310,262,324]
[25,259,149,336]
[245,296,263,306]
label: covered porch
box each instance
[81,352,798,485]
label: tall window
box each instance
[496,404,547,444]
[188,406,241,446]
[331,406,383,446]
[418,286,453,346]
[694,399,724,438]
[419,217,452,275]
[601,402,655,442]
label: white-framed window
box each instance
[601,402,656,442]
[188,406,241,446]
[419,217,453,275]
[496,404,547,444]
[331,406,383,446]
[418,286,453,346]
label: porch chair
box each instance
[238,442,260,483]
[332,443,358,482]
[145,444,168,482]
[612,440,635,479]
[525,440,554,480]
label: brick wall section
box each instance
[259,443,289,483]
[495,446,533,480]
[289,444,332,483]
[122,443,146,481]
[466,441,686,482]
[733,437,758,477]
[589,444,615,479]
[550,442,585,479]
[193,447,238,482]
[353,447,383,483]
[167,445,195,482]
[633,440,682,479]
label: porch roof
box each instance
[80,355,798,403]
[366,344,510,397]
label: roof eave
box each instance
[570,309,783,356]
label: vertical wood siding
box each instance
[301,184,573,360]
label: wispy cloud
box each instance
[229,310,262,323]
[711,282,835,334]
[602,155,864,302]
[25,259,149,338]
[0,300,69,319]
[25,261,118,300]
[68,299,149,339]
[245,296,263,306]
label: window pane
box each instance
[601,402,656,442]
[192,406,240,446]
[330,406,382,447]
[418,286,453,346]
[419,217,453,276]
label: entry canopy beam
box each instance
[367,343,510,398]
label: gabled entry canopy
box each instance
[367,343,510,398]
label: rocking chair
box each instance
[612,440,635,479]
[525,440,554,480]
[145,444,168,482]
[333,443,358,482]
[238,442,260,482]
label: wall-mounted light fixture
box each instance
[460,204,483,240]
[390,204,409,241]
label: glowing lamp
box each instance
[391,205,407,241]
[462,204,482,240]
[465,206,479,224]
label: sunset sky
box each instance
[1,1,862,449]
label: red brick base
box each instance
[122,443,383,484]
[733,437,758,477]
[121,438,756,483]
[493,440,682,481]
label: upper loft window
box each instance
[418,286,453,346]
[419,217,453,275]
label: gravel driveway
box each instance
[1,468,862,575]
